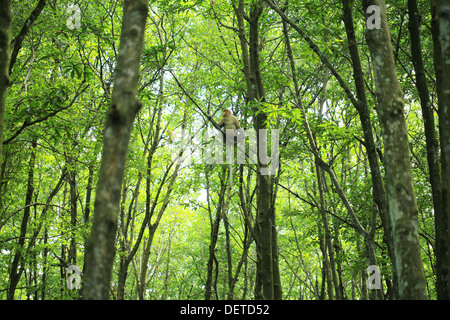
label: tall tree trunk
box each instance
[362,0,427,299]
[341,0,398,298]
[282,3,381,299]
[7,138,37,300]
[357,236,368,300]
[317,217,332,299]
[162,225,174,300]
[82,0,148,300]
[136,156,182,299]
[205,167,229,300]
[266,0,393,298]
[316,163,340,299]
[82,164,94,277]
[233,0,280,300]
[236,161,256,300]
[409,0,448,300]
[117,184,138,300]
[67,155,77,265]
[0,0,11,179]
[35,168,67,299]
[8,0,46,76]
[271,205,282,300]
[432,0,450,300]
[0,0,46,174]
[84,165,94,224]
[223,209,233,297]
[135,107,184,299]
[333,224,346,299]
[41,227,49,300]
[120,75,165,300]
[315,60,332,301]
[227,225,253,300]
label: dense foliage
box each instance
[0,0,448,300]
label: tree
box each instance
[408,0,448,299]
[432,0,450,299]
[7,138,37,300]
[0,0,12,178]
[233,0,282,300]
[362,0,427,299]
[1,0,449,302]
[82,0,148,300]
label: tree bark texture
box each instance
[82,0,148,300]
[233,0,281,300]
[409,0,448,300]
[341,0,398,298]
[363,0,427,300]
[205,167,228,300]
[0,0,12,180]
[7,138,37,300]
[432,0,450,300]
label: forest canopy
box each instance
[0,0,449,301]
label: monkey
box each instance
[258,36,266,52]
[166,129,175,143]
[217,109,241,145]
[218,109,240,131]
[217,109,242,188]
[258,40,265,52]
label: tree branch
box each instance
[9,0,46,75]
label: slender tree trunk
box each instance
[82,0,148,300]
[318,219,332,299]
[233,0,280,300]
[358,236,368,300]
[135,108,185,299]
[205,167,228,300]
[227,227,253,300]
[8,0,46,76]
[41,227,48,300]
[236,162,255,300]
[282,4,382,300]
[333,226,346,299]
[162,226,174,300]
[362,0,427,299]
[135,106,162,300]
[121,75,165,300]
[409,0,448,300]
[315,57,331,301]
[0,0,11,178]
[0,0,46,173]
[223,210,233,296]
[341,0,398,298]
[271,206,282,300]
[117,185,138,300]
[123,150,182,299]
[7,138,37,300]
[316,164,340,299]
[30,168,66,299]
[84,165,94,224]
[67,156,77,265]
[432,0,450,300]
[82,164,94,277]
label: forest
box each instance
[0,0,449,301]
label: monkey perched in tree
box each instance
[166,129,174,143]
[218,109,240,130]
[218,109,242,187]
[218,109,241,145]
